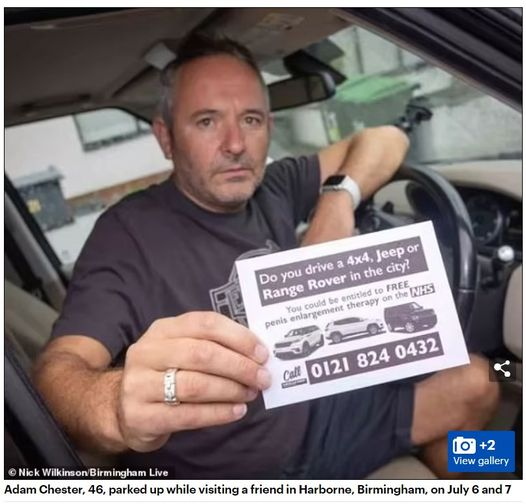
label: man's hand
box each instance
[118,312,270,452]
[33,312,270,454]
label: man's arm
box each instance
[33,313,270,454]
[33,336,126,452]
[302,125,409,245]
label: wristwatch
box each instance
[321,174,362,210]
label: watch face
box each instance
[324,175,346,186]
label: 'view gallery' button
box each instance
[448,431,515,472]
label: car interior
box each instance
[4,7,522,479]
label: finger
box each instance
[125,368,258,403]
[133,402,249,437]
[127,338,272,390]
[146,312,269,364]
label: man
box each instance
[33,33,498,478]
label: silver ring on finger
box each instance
[164,368,181,406]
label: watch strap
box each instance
[321,175,361,210]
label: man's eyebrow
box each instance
[190,109,219,120]
[244,109,266,116]
[189,108,267,120]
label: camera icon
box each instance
[452,436,477,455]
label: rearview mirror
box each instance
[268,73,336,112]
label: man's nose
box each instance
[222,121,246,156]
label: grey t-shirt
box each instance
[52,155,321,478]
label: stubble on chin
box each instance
[211,165,266,211]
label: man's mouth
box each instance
[218,166,252,178]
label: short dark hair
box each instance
[158,32,267,127]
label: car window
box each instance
[266,24,521,165]
[5,109,169,269]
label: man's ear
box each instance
[152,117,173,160]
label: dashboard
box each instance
[375,159,523,257]
[437,159,522,258]
[460,187,522,252]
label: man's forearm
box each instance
[33,351,127,453]
[319,125,410,200]
[302,126,409,246]
[301,191,355,246]
[338,126,409,199]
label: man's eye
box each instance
[197,118,213,128]
[244,116,262,126]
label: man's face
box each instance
[156,54,271,213]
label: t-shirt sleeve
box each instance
[51,209,149,362]
[263,154,321,226]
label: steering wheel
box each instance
[356,163,477,335]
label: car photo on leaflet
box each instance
[384,302,437,333]
[326,316,384,344]
[273,325,324,359]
